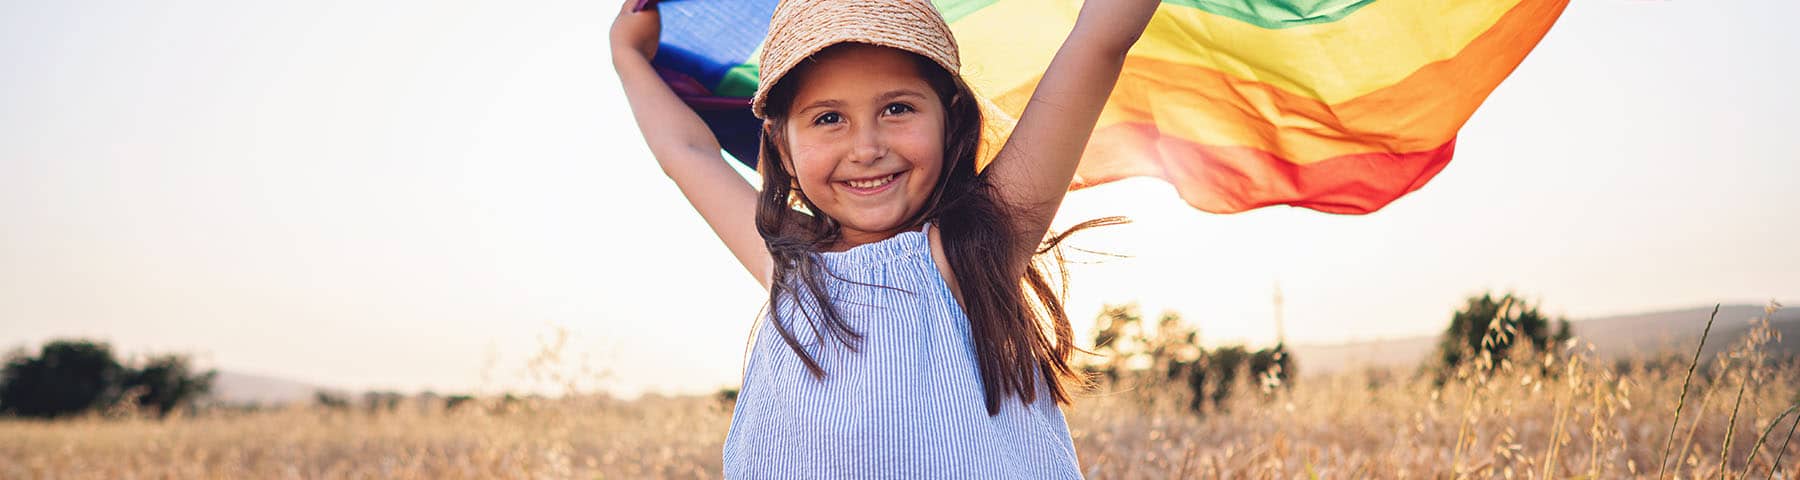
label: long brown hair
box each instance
[754,45,1122,416]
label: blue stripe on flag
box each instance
[651,0,778,92]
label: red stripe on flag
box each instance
[1074,123,1458,215]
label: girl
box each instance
[611,0,1157,477]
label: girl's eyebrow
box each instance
[876,89,927,102]
[796,89,928,116]
[796,99,843,116]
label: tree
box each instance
[363,391,403,415]
[1247,343,1293,395]
[1088,303,1145,385]
[1085,304,1299,415]
[120,354,216,418]
[315,390,351,411]
[445,394,476,412]
[1436,291,1573,374]
[0,339,217,419]
[1207,345,1247,410]
[0,340,124,418]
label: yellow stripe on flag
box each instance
[952,0,1522,105]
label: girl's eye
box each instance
[884,103,915,116]
[812,112,842,126]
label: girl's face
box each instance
[781,44,945,249]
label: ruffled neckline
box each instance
[818,226,930,268]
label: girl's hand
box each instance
[610,0,659,60]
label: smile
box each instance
[839,171,902,195]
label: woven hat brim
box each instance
[752,0,960,119]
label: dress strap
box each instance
[919,220,932,234]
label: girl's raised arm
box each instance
[980,1,1159,266]
[611,1,772,289]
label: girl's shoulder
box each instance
[924,223,969,316]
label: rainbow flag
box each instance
[643,0,1569,214]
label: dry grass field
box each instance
[3,310,1796,479]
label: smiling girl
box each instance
[611,0,1158,477]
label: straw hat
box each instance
[751,0,960,119]
[751,0,1017,170]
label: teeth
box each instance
[845,173,896,190]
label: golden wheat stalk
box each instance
[1739,401,1800,479]
[1659,303,1720,479]
[1767,412,1800,480]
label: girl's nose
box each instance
[849,124,887,164]
[850,144,887,164]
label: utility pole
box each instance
[1273,280,1287,346]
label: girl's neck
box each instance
[828,230,896,253]
[826,222,920,252]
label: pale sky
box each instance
[1,1,1795,399]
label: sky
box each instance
[1,0,1795,399]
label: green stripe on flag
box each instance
[715,63,761,98]
[932,0,998,23]
[1163,0,1376,29]
[937,0,1372,29]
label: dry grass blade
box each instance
[1659,303,1719,479]
[1741,401,1800,479]
[1769,413,1800,480]
[1718,361,1749,480]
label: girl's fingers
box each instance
[610,0,660,57]
[621,0,657,16]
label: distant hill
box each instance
[1289,304,1797,376]
[1571,305,1798,361]
[202,306,1790,400]
[209,370,326,406]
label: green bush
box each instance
[1435,291,1573,377]
[0,339,215,418]
[1086,303,1294,415]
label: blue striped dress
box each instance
[722,223,1083,479]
